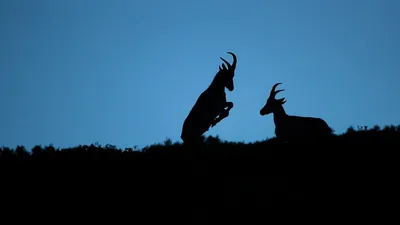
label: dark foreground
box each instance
[1,126,399,224]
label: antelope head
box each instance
[260,83,286,116]
[218,52,237,91]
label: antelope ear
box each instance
[222,64,227,70]
[279,98,286,104]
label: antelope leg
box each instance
[211,109,230,127]
[225,102,234,111]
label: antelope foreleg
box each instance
[225,101,234,111]
[211,113,227,127]
[211,102,233,127]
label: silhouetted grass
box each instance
[1,124,398,224]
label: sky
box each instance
[1,0,400,150]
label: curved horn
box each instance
[227,52,237,69]
[270,83,284,98]
[220,57,231,69]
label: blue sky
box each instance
[1,0,399,150]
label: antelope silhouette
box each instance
[181,52,237,144]
[260,83,332,143]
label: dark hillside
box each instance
[1,124,399,224]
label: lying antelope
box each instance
[181,52,237,144]
[260,83,332,143]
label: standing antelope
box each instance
[181,52,237,144]
[260,83,333,142]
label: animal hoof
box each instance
[221,110,229,118]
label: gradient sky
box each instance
[1,0,399,150]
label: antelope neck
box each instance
[209,75,226,92]
[273,106,288,124]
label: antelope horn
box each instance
[219,52,237,70]
[220,57,231,69]
[227,52,237,69]
[270,83,284,98]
